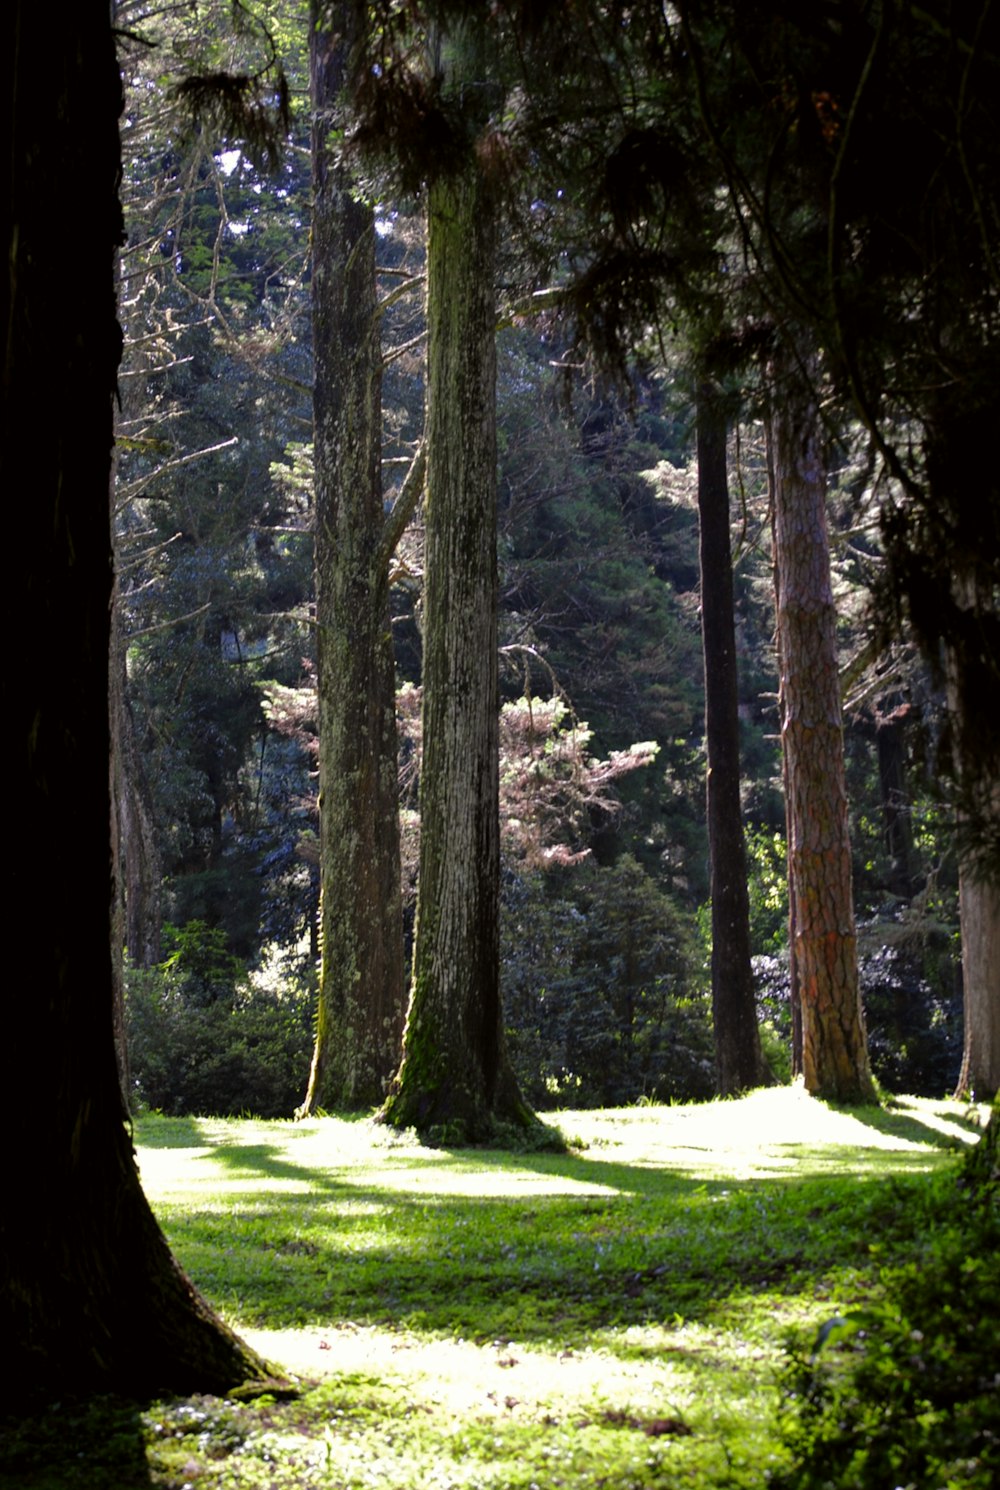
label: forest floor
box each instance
[3,1087,994,1489]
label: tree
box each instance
[298,0,408,1112]
[676,0,999,1096]
[3,0,272,1397]
[955,861,1000,1099]
[371,14,536,1138]
[696,384,771,1094]
[112,2,315,965]
[769,340,876,1104]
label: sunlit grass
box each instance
[3,1088,987,1489]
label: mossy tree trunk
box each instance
[298,0,406,1113]
[379,154,533,1141]
[3,0,273,1398]
[696,385,770,1095]
[770,340,876,1104]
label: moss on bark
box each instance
[378,146,536,1145]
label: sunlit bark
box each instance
[770,341,876,1104]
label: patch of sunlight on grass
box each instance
[239,1323,697,1423]
[555,1084,982,1176]
[134,1087,980,1221]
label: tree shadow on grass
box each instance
[842,1100,981,1152]
[209,1142,350,1189]
[128,1113,210,1149]
[154,1144,955,1353]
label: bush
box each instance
[125,923,315,1117]
[775,1105,1000,1489]
[751,929,963,1097]
[502,858,715,1107]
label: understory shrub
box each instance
[502,857,715,1107]
[125,922,314,1117]
[752,927,963,1097]
[775,1103,1000,1489]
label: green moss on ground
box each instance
[2,1090,992,1490]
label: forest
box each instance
[107,0,998,1124]
[4,0,998,1486]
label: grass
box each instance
[1,1088,992,1490]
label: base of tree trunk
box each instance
[5,1113,281,1404]
[378,1057,557,1147]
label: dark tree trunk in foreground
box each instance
[2,1,272,1398]
[298,0,406,1113]
[379,156,534,1140]
[770,342,876,1104]
[697,387,770,1094]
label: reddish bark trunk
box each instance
[770,341,876,1104]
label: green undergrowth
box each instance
[2,1089,994,1490]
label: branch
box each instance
[114,436,239,510]
[124,601,212,640]
[496,285,565,330]
[116,531,184,575]
[376,441,426,576]
[377,274,425,317]
[382,329,427,367]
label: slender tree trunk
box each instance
[111,606,163,967]
[770,341,876,1104]
[298,0,406,1113]
[766,415,803,1075]
[379,158,533,1140]
[3,1,273,1397]
[697,387,770,1093]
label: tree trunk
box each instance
[379,158,534,1140]
[770,341,876,1104]
[111,610,163,968]
[766,414,803,1075]
[298,0,406,1113]
[3,1,273,1398]
[947,572,1000,1102]
[696,387,770,1094]
[955,863,1000,1100]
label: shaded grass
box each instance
[1,1089,989,1490]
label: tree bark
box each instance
[298,0,406,1113]
[696,387,770,1094]
[379,156,534,1140]
[955,863,1000,1101]
[770,340,876,1104]
[3,1,273,1398]
[766,413,803,1076]
[948,573,1000,1102]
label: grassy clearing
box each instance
[2,1089,992,1489]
